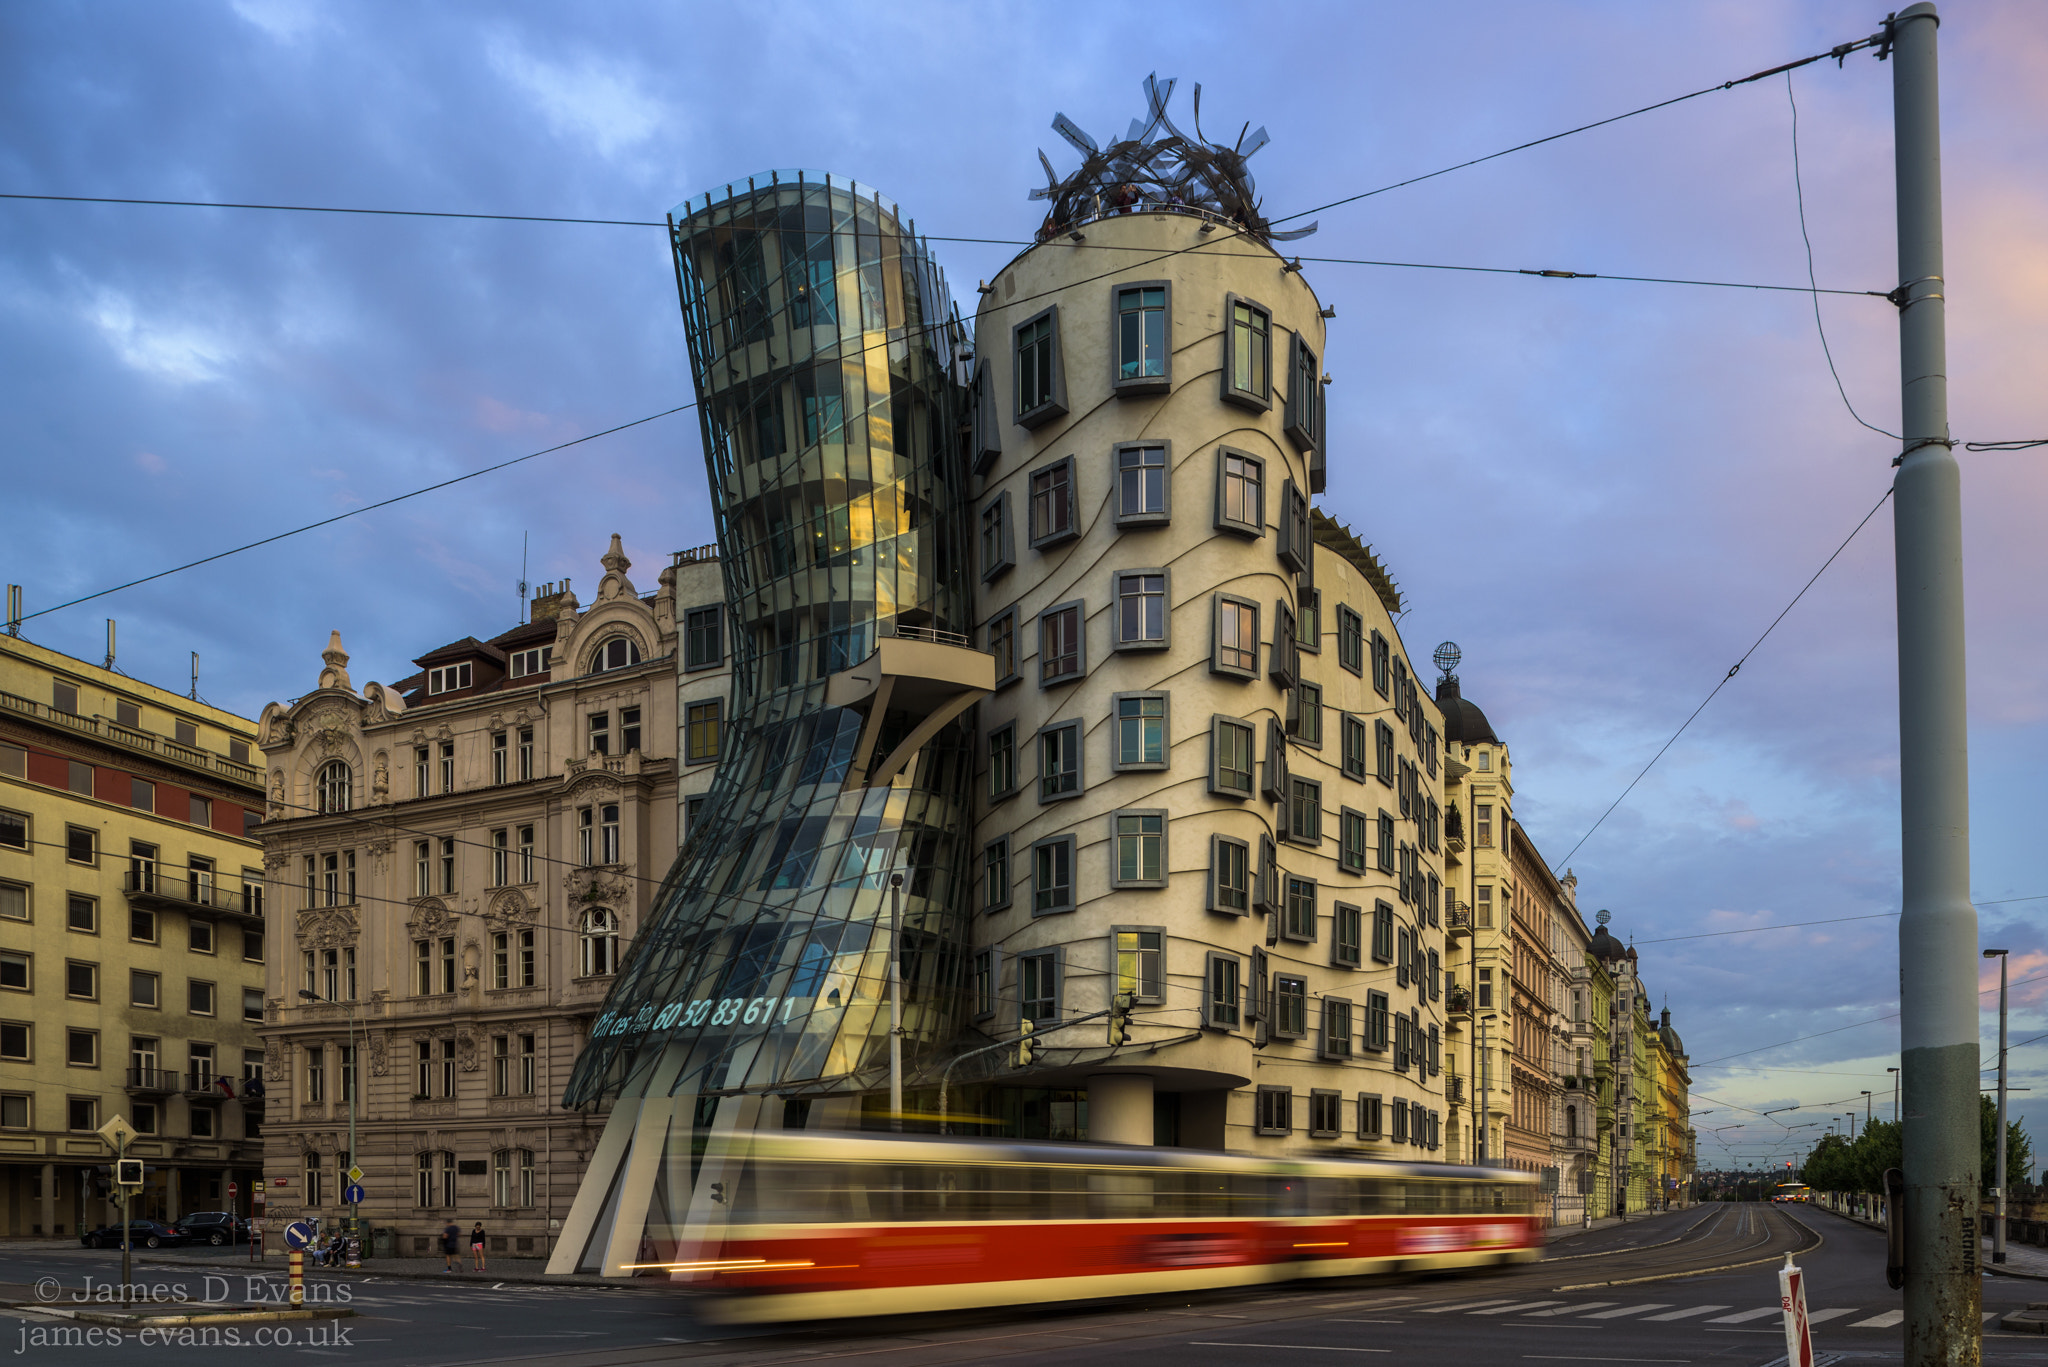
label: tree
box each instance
[1982,1094,2033,1196]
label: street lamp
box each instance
[298,988,359,1249]
[1887,1066,1900,1122]
[1986,947,2010,1264]
[1862,1090,1873,1127]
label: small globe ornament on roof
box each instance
[1596,909,1612,926]
[1433,641,1462,678]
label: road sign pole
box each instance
[119,1138,131,1307]
[289,1249,303,1308]
[1887,6,1981,1365]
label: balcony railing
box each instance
[184,1072,229,1098]
[125,869,261,920]
[889,623,974,649]
[126,1067,181,1094]
[0,689,261,787]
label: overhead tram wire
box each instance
[1689,967,2048,1071]
[1549,481,1896,873]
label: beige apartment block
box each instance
[252,537,728,1259]
[962,208,1450,1154]
[1439,675,1511,1165]
[1,631,267,1236]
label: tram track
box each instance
[1545,1202,1821,1291]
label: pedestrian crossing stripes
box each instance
[1398,1298,1927,1328]
[1641,1305,1729,1321]
[1707,1307,1783,1323]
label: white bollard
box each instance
[1778,1252,1813,1367]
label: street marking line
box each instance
[1526,1303,1615,1317]
[1705,1308,1780,1324]
[1641,1307,1729,1321]
[1472,1301,1568,1316]
[1521,1358,1691,1364]
[1584,1304,1672,1319]
[1421,1299,1516,1313]
[1984,1312,1999,1323]
[1849,1310,1903,1328]
[1320,1297,1416,1310]
[1804,1308,1859,1324]
[1192,1345,1389,1354]
[1330,1320,1407,1324]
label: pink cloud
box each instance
[133,451,166,474]
[474,396,553,435]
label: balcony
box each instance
[183,1072,230,1099]
[0,688,261,787]
[1447,906,1472,939]
[1446,1075,1466,1105]
[825,633,996,788]
[126,1067,182,1096]
[124,869,263,926]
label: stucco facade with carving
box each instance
[253,536,715,1258]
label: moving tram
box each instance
[662,1131,1545,1322]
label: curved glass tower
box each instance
[552,172,985,1274]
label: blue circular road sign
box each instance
[343,1183,365,1205]
[283,1220,314,1250]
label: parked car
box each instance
[172,1211,252,1246]
[81,1220,188,1249]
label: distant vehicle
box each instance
[81,1219,189,1249]
[172,1211,253,1246]
[1772,1183,1814,1203]
[664,1131,1545,1324]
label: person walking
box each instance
[470,1222,487,1273]
[442,1220,461,1272]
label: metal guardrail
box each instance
[126,1068,181,1093]
[891,624,973,648]
[0,689,262,787]
[125,869,257,917]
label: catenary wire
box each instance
[1690,967,2048,1070]
[1267,31,1886,226]
[1549,481,1895,873]
[1786,72,1899,442]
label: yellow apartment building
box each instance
[0,629,268,1236]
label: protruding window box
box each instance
[821,631,997,789]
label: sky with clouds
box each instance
[3,0,2044,1169]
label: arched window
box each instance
[317,761,352,814]
[493,1148,535,1208]
[580,908,619,977]
[415,1150,454,1208]
[589,637,642,674]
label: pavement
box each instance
[1803,1198,2048,1281]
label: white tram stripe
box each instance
[1805,1309,1859,1324]
[1849,1310,1903,1328]
[1704,1307,1782,1323]
[1641,1306,1729,1321]
[1420,1299,1517,1314]
[1524,1303,1615,1317]
[1193,1345,1390,1354]
[1583,1304,1672,1319]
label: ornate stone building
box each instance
[254,536,725,1259]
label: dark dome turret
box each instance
[1436,674,1499,746]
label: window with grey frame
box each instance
[1357,1092,1384,1139]
[1031,836,1075,914]
[1113,926,1164,1005]
[983,837,1011,913]
[1268,601,1298,689]
[1320,999,1354,1060]
[972,947,998,1019]
[1112,282,1171,395]
[988,722,1018,801]
[1260,718,1289,803]
[1113,693,1168,770]
[1255,1084,1291,1135]
[1333,902,1362,968]
[1365,989,1390,1052]
[1378,811,1396,871]
[1255,836,1280,914]
[1039,600,1085,685]
[1371,901,1395,964]
[1283,331,1325,456]
[1111,810,1166,888]
[1208,834,1250,915]
[1037,721,1081,802]
[1211,595,1260,679]
[980,492,1015,582]
[1018,949,1059,1022]
[684,606,724,672]
[1276,479,1311,576]
[1248,946,1267,1024]
[1340,714,1368,781]
[1221,294,1272,410]
[1287,679,1322,746]
[1336,605,1364,675]
[1374,719,1395,784]
[1370,630,1390,697]
[1205,953,1241,1029]
[1340,807,1369,873]
[1214,448,1264,539]
[1113,570,1168,650]
[1209,715,1255,798]
[1013,306,1067,427]
[1028,457,1078,548]
[1288,777,1321,845]
[987,609,1018,686]
[1297,586,1320,655]
[1282,875,1317,942]
[1112,442,1170,526]
[1391,1096,1410,1141]
[970,355,1002,474]
[1273,974,1307,1039]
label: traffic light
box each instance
[116,1159,145,1186]
[1111,993,1133,1047]
[88,1166,112,1198]
[1016,1019,1037,1067]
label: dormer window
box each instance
[590,638,641,674]
[427,663,472,695]
[507,647,552,679]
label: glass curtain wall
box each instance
[563,171,976,1115]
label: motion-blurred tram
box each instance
[659,1132,1544,1322]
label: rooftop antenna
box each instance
[517,532,530,626]
[4,585,20,637]
[189,652,199,701]
[105,619,116,669]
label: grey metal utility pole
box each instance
[888,872,904,1133]
[1479,1012,1496,1165]
[1889,4,1980,1361]
[1986,949,2009,1265]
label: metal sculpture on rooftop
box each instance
[1034,73,1318,244]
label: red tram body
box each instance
[663,1132,1544,1322]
